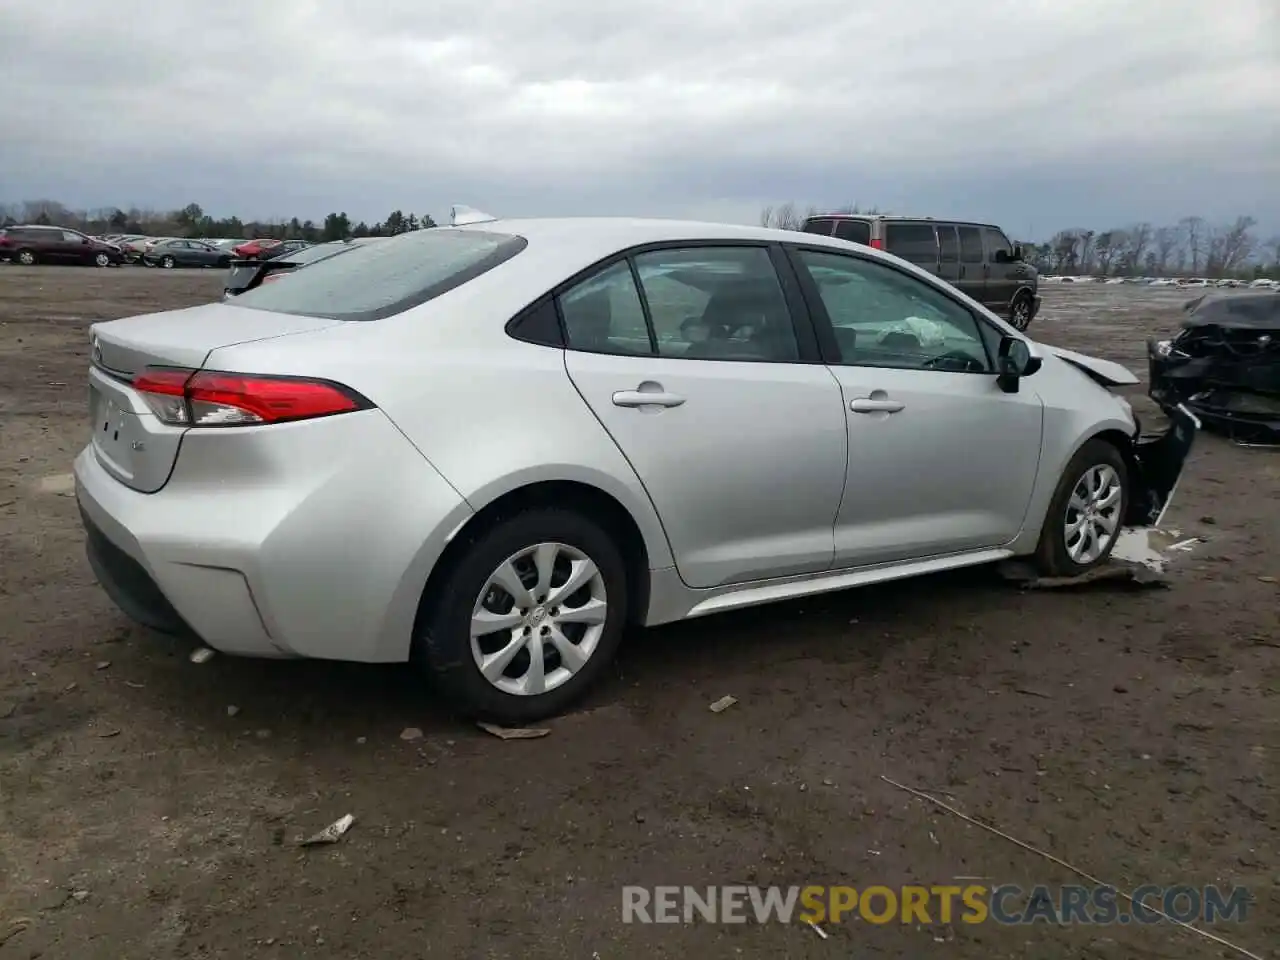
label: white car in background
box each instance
[75,209,1198,722]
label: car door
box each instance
[189,241,219,266]
[935,224,961,288]
[560,243,848,589]
[955,225,988,304]
[786,245,1044,568]
[982,226,1019,309]
[59,230,89,263]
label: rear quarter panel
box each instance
[204,264,676,575]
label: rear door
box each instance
[560,243,848,589]
[883,222,940,277]
[955,225,987,304]
[935,224,961,288]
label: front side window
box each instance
[884,223,939,264]
[232,228,527,321]
[795,249,992,373]
[62,231,85,243]
[983,226,1013,261]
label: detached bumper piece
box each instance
[1147,291,1280,446]
[1125,404,1200,528]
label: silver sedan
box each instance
[74,210,1197,723]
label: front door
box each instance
[787,246,1044,568]
[559,244,848,589]
[983,225,1020,310]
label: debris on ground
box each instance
[95,660,111,670]
[399,727,424,741]
[0,702,14,719]
[709,695,738,713]
[1000,559,1168,590]
[226,705,240,717]
[97,726,121,738]
[300,814,355,847]
[477,721,550,740]
[189,647,216,664]
[803,919,828,939]
[0,918,32,947]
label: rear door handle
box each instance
[850,398,905,413]
[613,390,686,408]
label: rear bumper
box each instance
[74,408,474,662]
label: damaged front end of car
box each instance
[1148,290,1280,445]
[1123,403,1200,528]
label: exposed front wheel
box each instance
[1034,439,1128,577]
[415,509,628,723]
[16,249,36,266]
[160,255,175,269]
[94,252,110,268]
[1009,292,1034,331]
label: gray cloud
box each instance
[1,0,1277,236]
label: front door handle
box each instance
[850,397,905,414]
[613,389,686,409]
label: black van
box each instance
[800,215,1041,330]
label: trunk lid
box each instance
[88,301,342,492]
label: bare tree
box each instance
[758,201,882,231]
[1153,226,1178,274]
[1119,222,1152,275]
[1215,216,1258,275]
[1179,216,1207,275]
[1094,230,1125,275]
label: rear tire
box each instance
[1034,439,1128,577]
[16,249,36,266]
[414,508,628,724]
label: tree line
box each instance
[761,203,1280,280]
[0,200,438,243]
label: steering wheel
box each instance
[923,351,986,373]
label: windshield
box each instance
[231,228,528,321]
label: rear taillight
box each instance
[870,238,884,250]
[0,236,11,247]
[132,367,372,427]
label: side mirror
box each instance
[996,336,1041,393]
[993,249,1012,264]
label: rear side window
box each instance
[884,223,938,264]
[833,219,872,245]
[937,225,959,262]
[802,218,837,236]
[232,228,527,321]
[958,226,984,263]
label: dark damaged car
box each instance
[1149,291,1280,445]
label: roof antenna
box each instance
[450,205,497,226]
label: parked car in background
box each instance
[0,225,124,267]
[230,238,304,260]
[223,237,384,296]
[259,239,313,261]
[142,238,234,269]
[801,214,1042,330]
[115,237,152,263]
[76,211,1197,723]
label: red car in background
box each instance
[231,238,282,259]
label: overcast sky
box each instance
[1,0,1276,238]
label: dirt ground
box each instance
[0,266,1276,960]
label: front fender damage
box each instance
[1122,403,1201,528]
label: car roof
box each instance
[806,213,1004,230]
[445,216,935,286]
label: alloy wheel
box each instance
[469,541,608,697]
[1064,464,1122,565]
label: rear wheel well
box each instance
[413,480,652,635]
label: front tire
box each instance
[1034,439,1128,577]
[1009,291,1034,331]
[94,252,110,268]
[160,255,175,269]
[16,249,36,266]
[415,508,628,723]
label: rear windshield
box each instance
[231,228,528,321]
[833,219,872,245]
